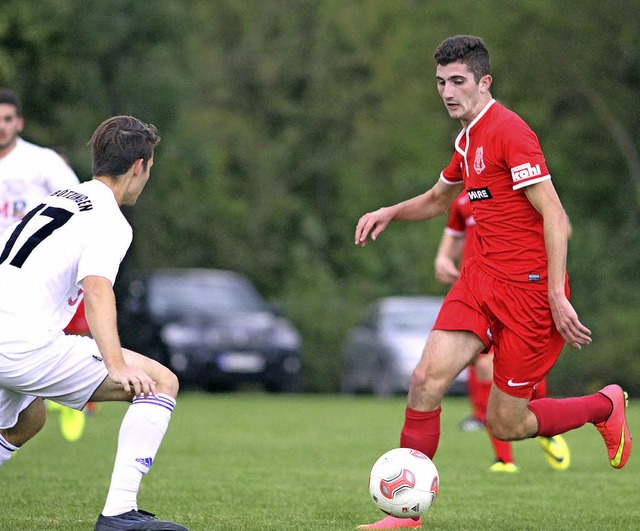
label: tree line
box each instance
[1,0,639,393]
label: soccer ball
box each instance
[368,448,439,518]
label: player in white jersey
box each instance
[0,89,79,234]
[0,115,187,531]
[0,88,93,441]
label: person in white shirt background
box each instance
[0,88,91,441]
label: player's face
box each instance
[436,62,492,126]
[0,104,23,154]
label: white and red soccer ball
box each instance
[368,448,439,518]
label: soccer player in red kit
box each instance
[436,191,570,473]
[355,35,631,530]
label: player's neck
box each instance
[92,176,122,204]
[460,94,493,128]
[0,138,18,159]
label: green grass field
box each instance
[1,392,638,530]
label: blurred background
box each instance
[1,0,638,395]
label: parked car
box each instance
[115,268,303,392]
[341,296,467,396]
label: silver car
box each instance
[341,296,467,396]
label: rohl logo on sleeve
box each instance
[511,162,541,182]
[467,187,492,202]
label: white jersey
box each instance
[0,137,79,234]
[0,180,132,353]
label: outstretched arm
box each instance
[355,179,462,247]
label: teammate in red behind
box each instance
[50,301,99,441]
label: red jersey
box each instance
[441,100,551,290]
[64,299,90,336]
[445,191,476,266]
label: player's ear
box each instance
[16,116,24,134]
[479,75,492,93]
[131,158,144,176]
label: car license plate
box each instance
[217,352,265,373]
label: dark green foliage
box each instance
[1,1,638,393]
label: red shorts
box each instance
[434,259,567,398]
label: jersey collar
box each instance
[454,99,496,158]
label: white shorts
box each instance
[0,334,108,429]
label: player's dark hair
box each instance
[434,35,491,83]
[0,89,23,116]
[89,115,160,177]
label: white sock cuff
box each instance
[0,434,18,452]
[0,434,18,464]
[131,393,176,412]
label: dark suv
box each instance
[115,268,303,392]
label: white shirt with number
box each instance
[0,137,80,234]
[0,179,131,354]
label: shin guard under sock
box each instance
[400,407,441,459]
[528,393,612,438]
[102,394,176,517]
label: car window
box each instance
[147,275,267,318]
[380,305,439,332]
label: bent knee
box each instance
[409,365,428,388]
[409,365,441,392]
[2,399,47,447]
[486,420,512,441]
[486,414,530,441]
[156,366,180,397]
[409,365,450,402]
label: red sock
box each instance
[528,393,612,437]
[486,425,514,463]
[471,379,491,424]
[400,407,441,459]
[467,366,479,418]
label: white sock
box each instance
[0,434,19,465]
[101,393,176,517]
